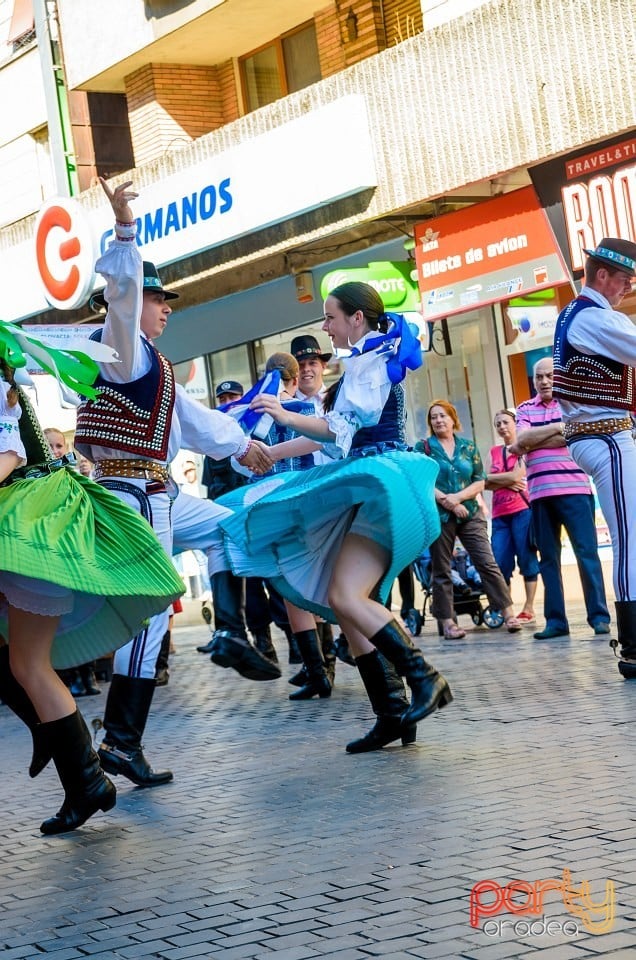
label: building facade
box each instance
[1,0,634,458]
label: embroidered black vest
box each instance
[75,337,175,459]
[553,296,635,409]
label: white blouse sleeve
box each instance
[0,384,26,465]
[175,384,250,460]
[95,236,146,383]
[321,347,391,459]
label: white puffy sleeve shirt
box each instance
[83,236,248,464]
[322,332,393,459]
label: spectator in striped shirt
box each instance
[510,357,610,640]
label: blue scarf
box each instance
[348,312,422,384]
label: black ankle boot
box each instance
[288,665,309,687]
[253,626,278,664]
[79,662,101,696]
[154,632,171,686]
[40,710,116,835]
[615,601,636,679]
[69,670,88,697]
[318,622,336,687]
[0,645,50,778]
[98,675,173,787]
[209,572,281,680]
[335,633,356,667]
[289,630,332,700]
[346,651,417,754]
[369,619,452,725]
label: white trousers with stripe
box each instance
[568,429,636,602]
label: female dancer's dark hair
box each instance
[323,282,387,412]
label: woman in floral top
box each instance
[415,400,521,639]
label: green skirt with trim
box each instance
[0,469,184,668]
[218,450,440,623]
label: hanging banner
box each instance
[529,130,636,277]
[414,186,569,321]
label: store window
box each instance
[208,343,253,405]
[240,22,321,112]
[254,321,337,386]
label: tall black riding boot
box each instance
[209,571,281,680]
[346,651,417,754]
[289,629,332,700]
[370,619,452,725]
[154,631,171,686]
[97,675,173,787]
[615,601,636,679]
[318,621,337,687]
[253,625,279,664]
[0,644,50,777]
[40,710,116,835]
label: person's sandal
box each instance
[516,611,535,625]
[505,616,522,633]
[443,623,466,640]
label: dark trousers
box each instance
[531,493,609,631]
[429,516,512,620]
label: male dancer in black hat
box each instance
[75,179,276,787]
[552,237,636,679]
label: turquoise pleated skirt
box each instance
[218,450,440,623]
[0,469,185,668]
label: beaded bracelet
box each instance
[235,439,253,463]
[115,220,137,241]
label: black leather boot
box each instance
[335,633,356,666]
[288,665,309,687]
[615,601,636,679]
[318,621,336,687]
[69,670,88,697]
[369,619,452,725]
[289,630,332,700]
[154,631,171,686]
[40,710,116,835]
[209,571,281,680]
[79,662,101,696]
[0,644,50,778]
[98,675,173,787]
[253,626,278,664]
[346,651,417,753]
[286,628,302,664]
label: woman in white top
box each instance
[221,282,453,751]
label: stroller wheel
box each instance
[483,606,505,629]
[404,608,423,636]
[471,607,484,626]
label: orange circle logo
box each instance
[34,198,95,309]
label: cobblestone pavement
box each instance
[1,600,634,960]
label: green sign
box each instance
[320,261,420,311]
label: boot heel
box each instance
[438,685,453,710]
[401,724,417,746]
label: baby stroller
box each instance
[407,545,505,636]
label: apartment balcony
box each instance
[1,0,634,319]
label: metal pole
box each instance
[32,0,78,196]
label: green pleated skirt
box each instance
[218,450,440,623]
[0,469,184,668]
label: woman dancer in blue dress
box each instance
[228,282,452,752]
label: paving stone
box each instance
[1,602,634,960]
